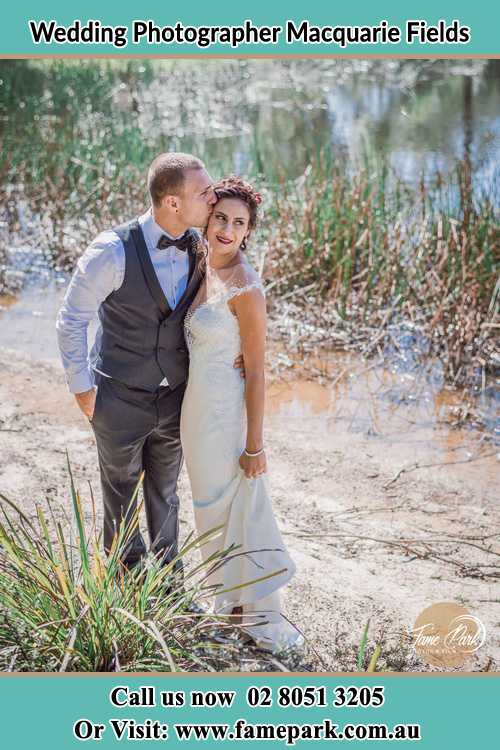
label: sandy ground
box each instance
[0,346,498,672]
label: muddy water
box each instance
[267,359,498,494]
[1,280,498,492]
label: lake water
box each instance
[136,59,500,191]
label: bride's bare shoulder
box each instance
[221,260,262,290]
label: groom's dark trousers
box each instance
[91,373,186,569]
[88,218,202,571]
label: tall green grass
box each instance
[0,460,294,672]
[265,153,499,385]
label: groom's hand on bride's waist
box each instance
[233,354,246,378]
[75,387,97,421]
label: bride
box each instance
[180,176,303,653]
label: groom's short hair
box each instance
[148,152,205,207]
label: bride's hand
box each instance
[239,450,267,479]
[233,354,246,379]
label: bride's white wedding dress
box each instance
[180,259,302,653]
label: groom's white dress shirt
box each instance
[56,210,190,393]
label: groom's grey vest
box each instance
[94,218,203,392]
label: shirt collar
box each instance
[139,209,188,251]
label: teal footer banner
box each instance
[0,674,497,747]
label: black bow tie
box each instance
[157,232,191,252]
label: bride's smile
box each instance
[206,197,250,263]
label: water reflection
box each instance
[267,354,499,493]
[135,59,500,188]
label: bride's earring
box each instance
[240,236,248,251]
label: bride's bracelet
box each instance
[244,447,265,458]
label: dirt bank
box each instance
[0,347,498,672]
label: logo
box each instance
[412,602,486,668]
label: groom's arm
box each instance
[56,232,124,418]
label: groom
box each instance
[57,152,224,576]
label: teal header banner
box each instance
[0,674,497,748]
[0,0,498,56]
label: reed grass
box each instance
[356,619,383,672]
[0,458,298,672]
[265,153,499,388]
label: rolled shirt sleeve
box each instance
[56,231,124,394]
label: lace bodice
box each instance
[184,261,265,364]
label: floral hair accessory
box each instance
[254,192,263,204]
